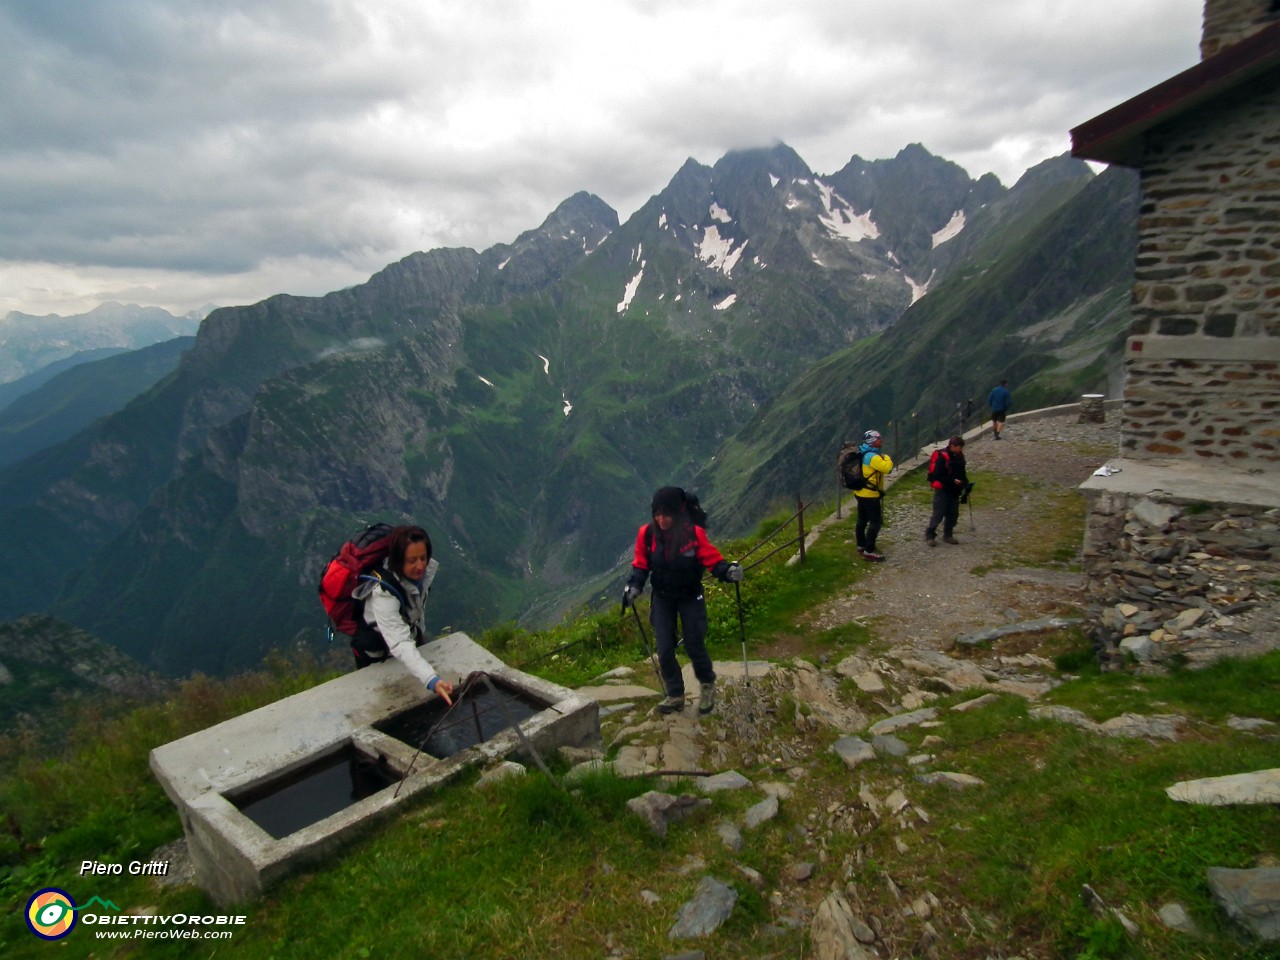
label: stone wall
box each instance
[1123,357,1280,462]
[1124,68,1280,466]
[1082,490,1280,669]
[1200,0,1280,58]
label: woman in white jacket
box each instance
[351,525,454,704]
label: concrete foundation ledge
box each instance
[1079,457,1280,509]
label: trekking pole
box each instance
[734,580,754,721]
[625,599,666,696]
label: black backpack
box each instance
[682,491,709,528]
[837,442,868,491]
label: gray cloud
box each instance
[0,0,1204,317]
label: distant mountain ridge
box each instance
[0,301,206,385]
[0,143,1132,676]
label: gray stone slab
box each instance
[956,616,1081,647]
[831,736,876,769]
[1208,866,1280,941]
[1167,769,1280,806]
[576,683,661,702]
[681,659,774,685]
[868,707,937,735]
[698,770,752,793]
[743,793,779,829]
[668,876,738,939]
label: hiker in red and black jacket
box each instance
[623,487,742,716]
[925,436,969,547]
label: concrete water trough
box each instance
[149,632,600,906]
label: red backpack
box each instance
[318,523,395,638]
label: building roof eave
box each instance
[1070,21,1280,168]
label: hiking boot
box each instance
[861,550,885,562]
[698,681,716,715]
[656,695,685,714]
[925,534,937,547]
[943,535,959,545]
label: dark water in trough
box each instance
[230,744,401,839]
[375,680,545,758]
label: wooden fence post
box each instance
[797,495,807,564]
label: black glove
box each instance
[959,482,975,505]
[622,585,642,608]
[722,562,744,583]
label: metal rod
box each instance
[737,502,808,564]
[741,535,802,571]
[469,695,484,744]
[628,601,666,696]
[477,674,561,790]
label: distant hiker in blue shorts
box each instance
[988,379,1012,440]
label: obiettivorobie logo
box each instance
[25,888,115,940]
[24,887,246,941]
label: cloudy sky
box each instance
[1,0,1205,319]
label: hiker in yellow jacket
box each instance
[854,430,894,562]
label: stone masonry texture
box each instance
[1200,0,1280,58]
[1126,67,1280,466]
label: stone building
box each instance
[1068,0,1280,667]
[1072,0,1279,467]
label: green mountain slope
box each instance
[0,337,193,469]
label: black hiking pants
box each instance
[855,496,883,552]
[650,592,716,698]
[926,490,961,538]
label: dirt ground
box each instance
[807,415,1121,653]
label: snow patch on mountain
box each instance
[817,182,879,243]
[697,226,746,276]
[932,211,965,247]
[618,264,645,312]
[906,269,935,304]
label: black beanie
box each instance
[651,486,685,516]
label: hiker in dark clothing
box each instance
[623,487,743,715]
[925,436,968,546]
[988,379,1012,440]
